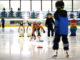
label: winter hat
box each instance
[71,19,76,23]
[48,13,52,16]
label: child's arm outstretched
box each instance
[38,25,45,33]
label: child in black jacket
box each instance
[45,13,54,37]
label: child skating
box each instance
[45,13,54,38]
[32,22,45,41]
[18,22,25,37]
[53,1,69,57]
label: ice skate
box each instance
[52,50,58,58]
[38,36,41,42]
[65,51,69,57]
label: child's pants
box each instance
[53,34,69,50]
[48,27,54,37]
[37,28,40,36]
[34,28,40,36]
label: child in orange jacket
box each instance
[32,22,45,37]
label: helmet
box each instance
[56,1,64,9]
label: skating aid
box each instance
[39,40,44,42]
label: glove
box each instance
[43,30,45,33]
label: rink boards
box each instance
[0,18,80,27]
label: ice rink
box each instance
[0,27,80,60]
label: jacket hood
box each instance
[54,10,67,20]
[58,10,67,17]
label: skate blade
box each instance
[52,55,57,58]
[66,55,69,58]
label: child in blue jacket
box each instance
[53,1,69,57]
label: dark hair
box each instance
[55,1,64,9]
[48,13,52,16]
